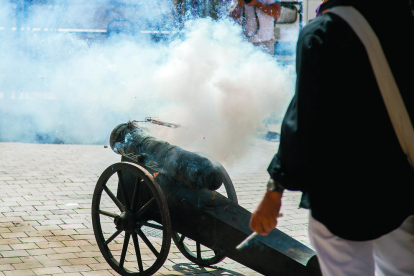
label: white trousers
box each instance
[308,214,414,276]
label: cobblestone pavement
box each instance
[0,140,311,276]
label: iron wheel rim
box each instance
[92,162,171,276]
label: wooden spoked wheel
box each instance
[171,160,238,266]
[92,162,171,276]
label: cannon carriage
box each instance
[92,122,322,276]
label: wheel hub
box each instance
[114,210,136,233]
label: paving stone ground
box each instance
[0,140,311,276]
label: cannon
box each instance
[92,122,322,276]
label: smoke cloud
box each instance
[0,1,295,165]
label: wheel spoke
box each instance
[104,229,123,245]
[131,177,142,211]
[137,229,159,257]
[119,233,131,269]
[196,242,201,259]
[137,197,156,217]
[132,233,144,272]
[140,222,163,231]
[103,185,125,212]
[117,171,131,210]
[99,210,118,218]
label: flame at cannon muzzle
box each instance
[109,123,223,190]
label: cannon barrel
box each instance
[109,123,223,190]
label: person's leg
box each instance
[263,40,275,55]
[308,215,375,276]
[374,215,414,276]
[252,41,275,55]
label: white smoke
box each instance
[150,19,294,164]
[0,1,295,166]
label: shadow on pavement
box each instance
[168,262,244,275]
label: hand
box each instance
[249,190,282,235]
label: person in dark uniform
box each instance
[249,0,414,275]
